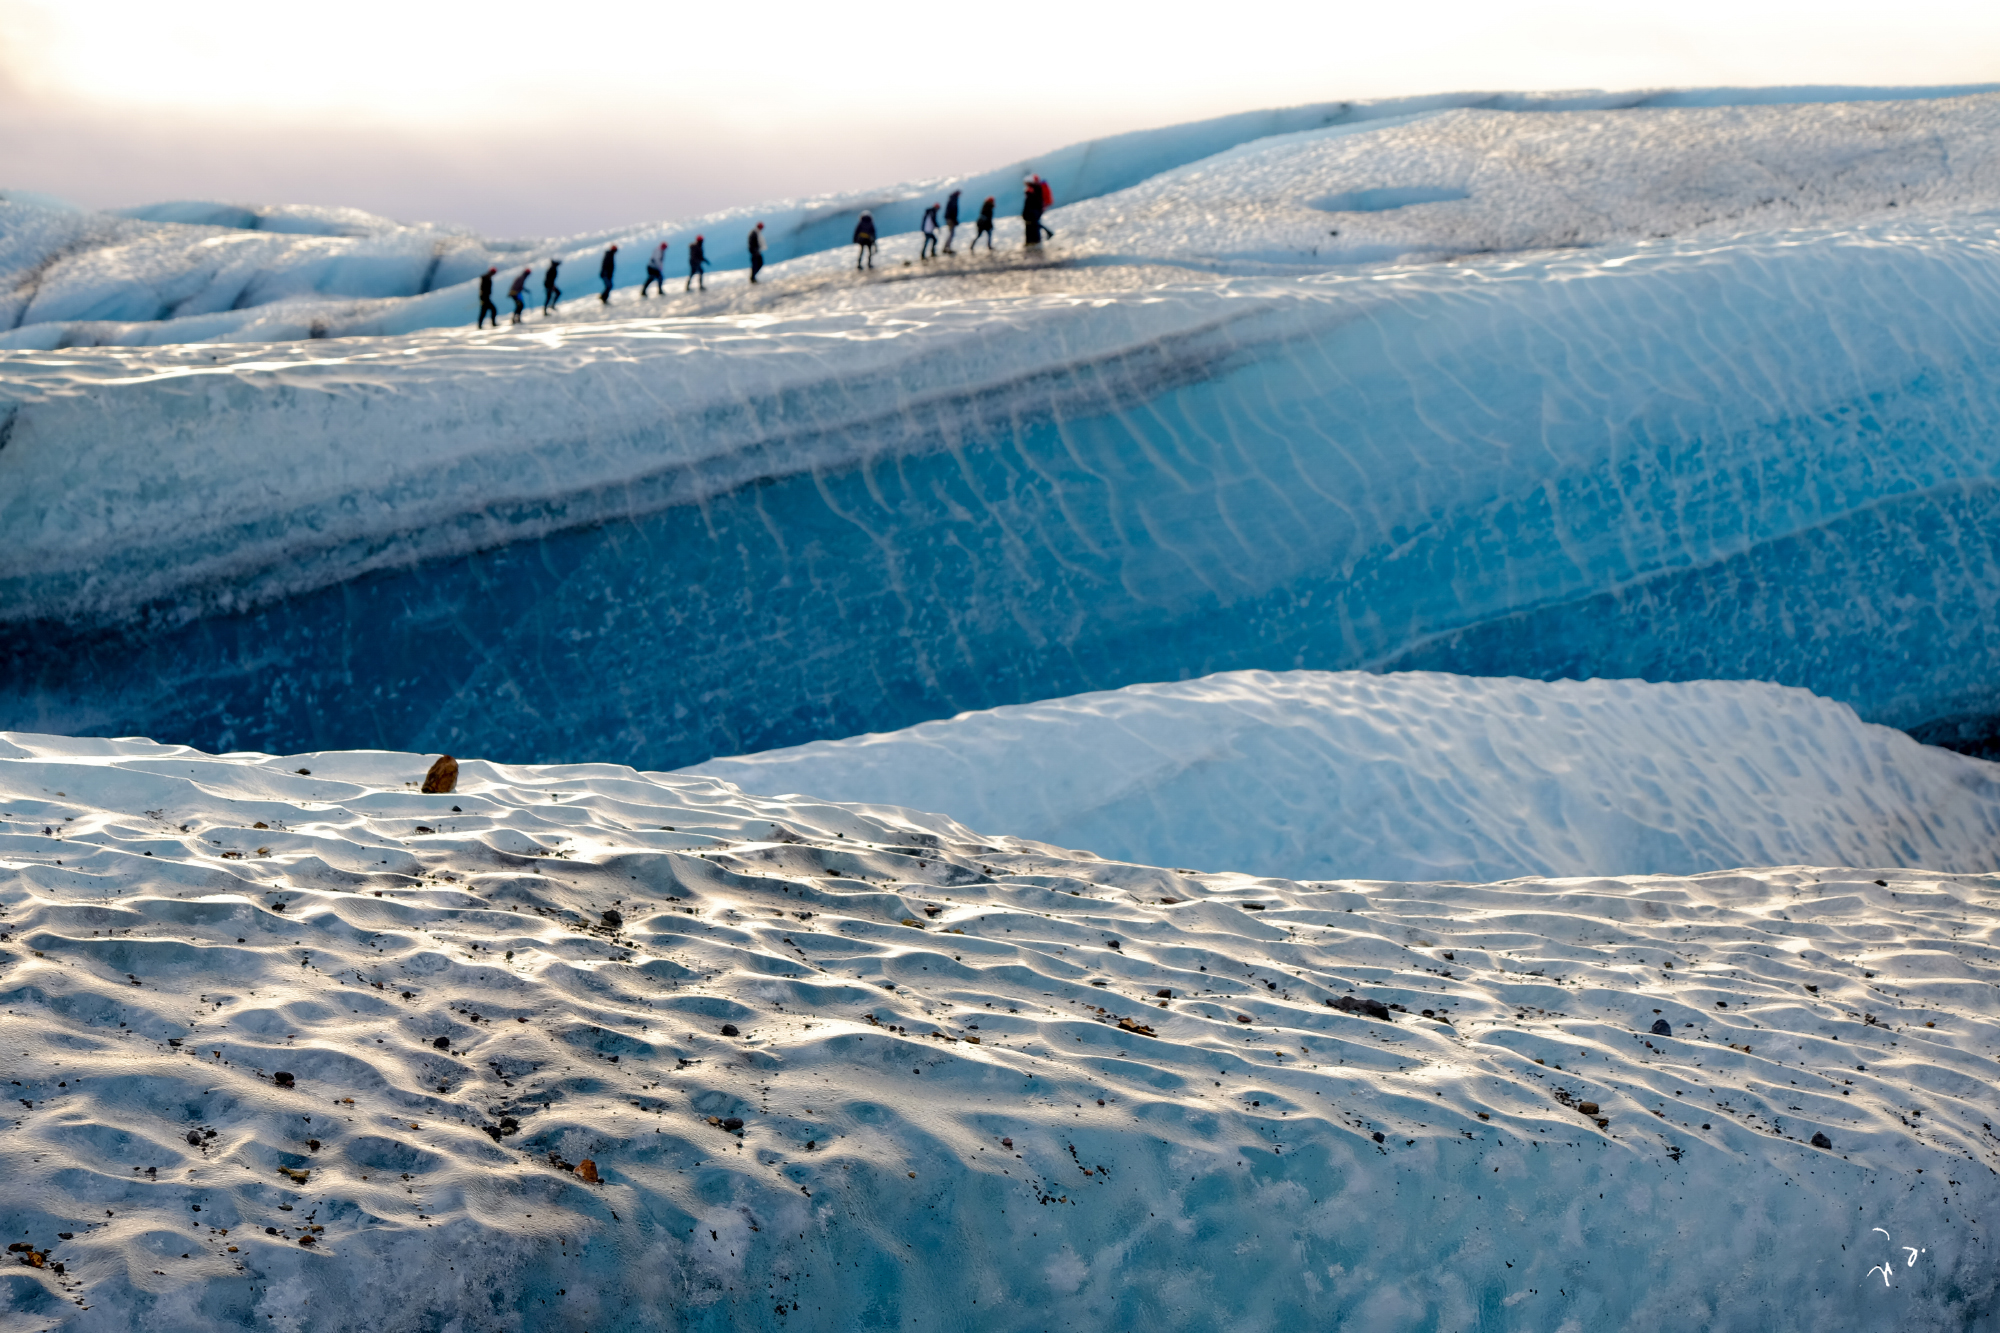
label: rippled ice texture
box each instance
[1,734,1995,1331]
[11,92,2000,766]
[685,672,2000,883]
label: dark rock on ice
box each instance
[273,1071,295,1088]
[1811,1131,1833,1149]
[421,755,458,794]
[601,909,623,929]
[720,1024,740,1037]
[1651,1018,1673,1035]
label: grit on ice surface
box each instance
[2,735,1997,1331]
[685,672,2000,884]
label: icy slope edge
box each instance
[685,672,2000,882]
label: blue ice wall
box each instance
[8,219,2000,766]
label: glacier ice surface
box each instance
[684,671,2000,883]
[0,732,1994,1331]
[9,91,2000,769]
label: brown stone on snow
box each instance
[421,755,459,794]
[576,1159,600,1184]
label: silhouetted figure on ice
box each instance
[1022,174,1053,246]
[476,267,499,328]
[542,258,562,314]
[943,190,961,254]
[853,212,877,269]
[919,203,941,259]
[748,222,766,282]
[686,235,709,291]
[970,197,995,252]
[508,267,530,324]
[642,242,668,296]
[599,245,618,303]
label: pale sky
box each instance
[3,0,1997,237]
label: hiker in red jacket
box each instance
[1022,174,1054,246]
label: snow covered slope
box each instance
[7,83,1992,350]
[11,91,2000,767]
[684,672,2000,883]
[2,734,1995,1331]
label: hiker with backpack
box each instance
[599,245,618,303]
[748,222,766,283]
[1022,174,1054,246]
[853,212,877,269]
[686,235,709,291]
[642,242,668,297]
[971,196,996,252]
[507,267,530,325]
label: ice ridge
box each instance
[684,672,2000,883]
[11,94,2000,765]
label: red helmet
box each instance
[696,234,703,241]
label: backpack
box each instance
[1038,180,1053,208]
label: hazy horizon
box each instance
[5,0,1999,238]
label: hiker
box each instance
[853,212,877,269]
[919,202,941,259]
[507,267,530,324]
[1022,173,1054,246]
[748,221,766,283]
[686,235,709,291]
[476,266,499,328]
[970,196,995,252]
[599,245,618,303]
[943,189,961,254]
[541,258,562,314]
[642,242,668,297]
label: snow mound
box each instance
[684,672,2000,882]
[0,734,1994,1330]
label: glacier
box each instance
[1,733,1995,1331]
[9,82,2000,1331]
[10,90,2000,771]
[684,671,2000,883]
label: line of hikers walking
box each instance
[848,175,1051,270]
[477,173,1055,325]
